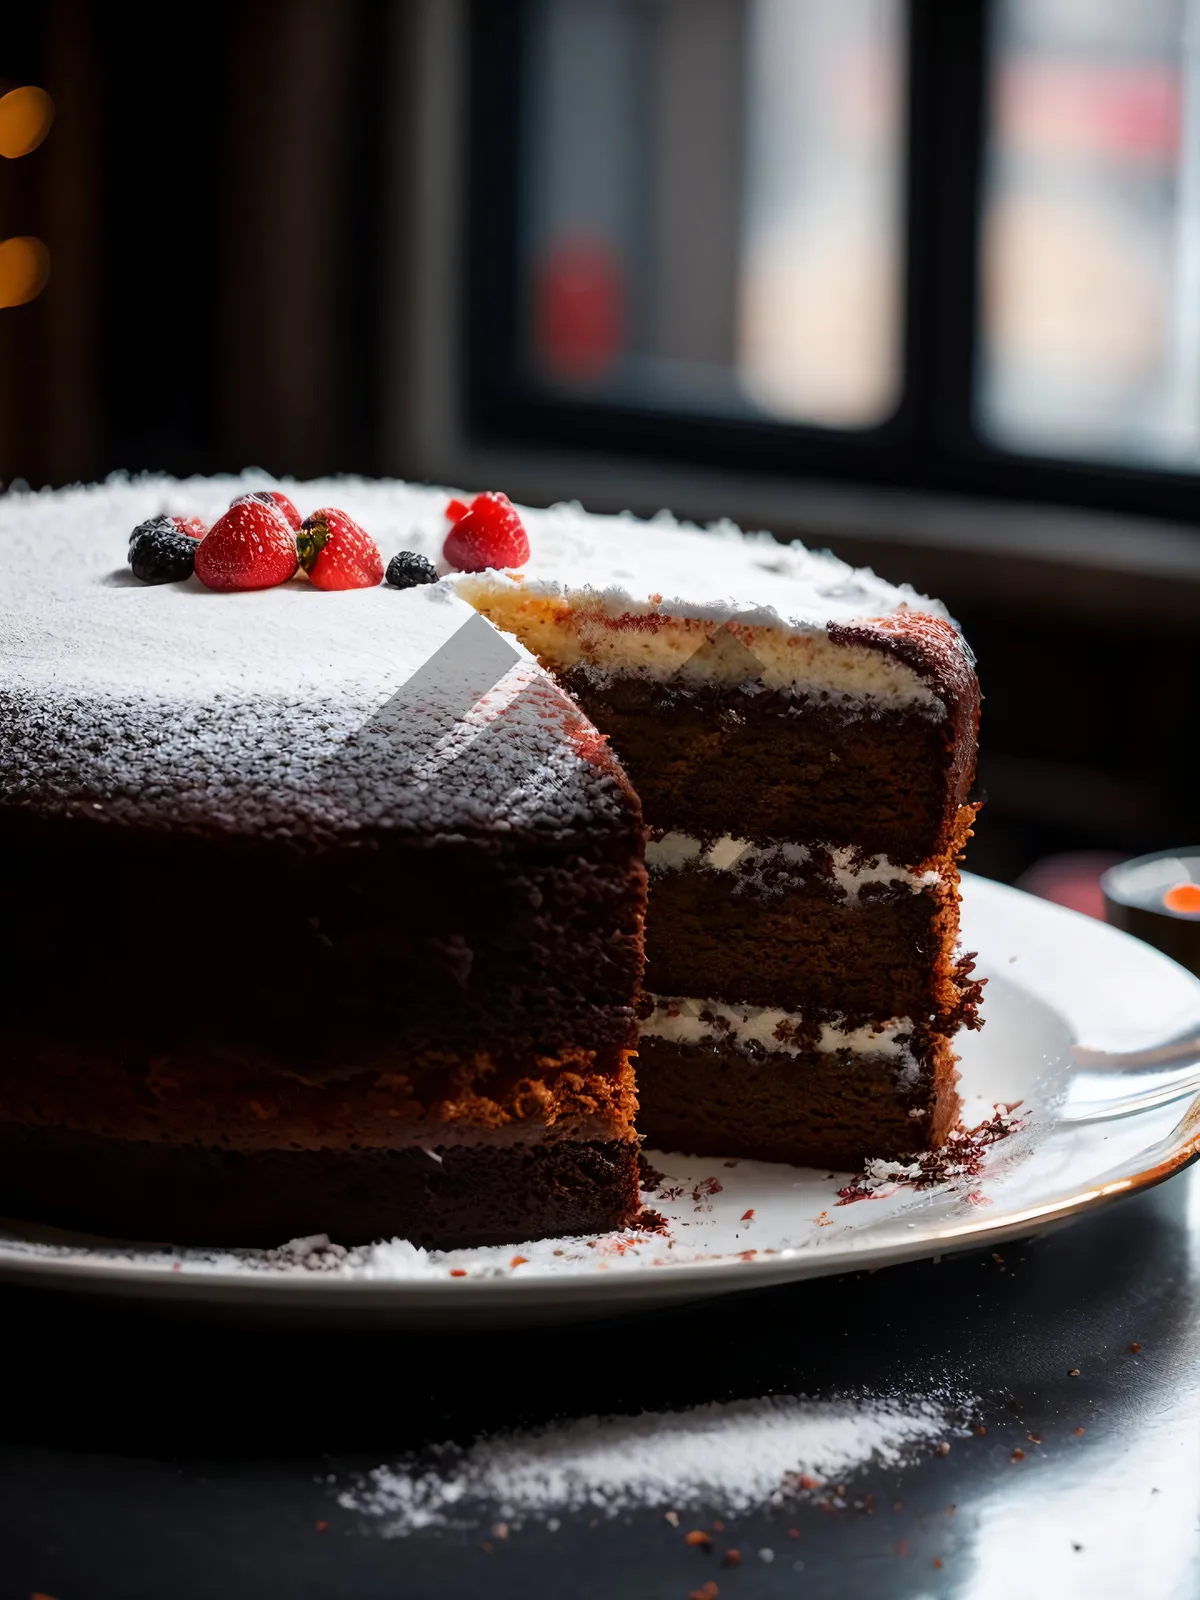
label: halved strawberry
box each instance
[233,489,303,531]
[442,491,530,572]
[194,498,298,591]
[296,507,383,591]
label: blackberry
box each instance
[385,550,438,590]
[128,517,199,585]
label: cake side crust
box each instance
[0,1125,643,1248]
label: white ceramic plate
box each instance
[2,874,1199,1325]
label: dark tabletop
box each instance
[2,1163,1198,1600]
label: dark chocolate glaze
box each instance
[0,1125,642,1248]
[828,612,981,825]
[1,810,646,1066]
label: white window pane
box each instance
[979,0,1200,467]
[737,0,905,427]
[520,0,905,430]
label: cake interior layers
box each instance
[562,670,966,861]
[460,588,982,1167]
[642,829,977,1028]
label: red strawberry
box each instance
[175,515,208,540]
[442,491,530,572]
[233,489,303,531]
[445,496,470,525]
[194,498,298,591]
[296,506,383,591]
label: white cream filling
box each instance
[644,833,940,900]
[638,995,919,1085]
[454,579,941,709]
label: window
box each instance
[980,0,1200,468]
[466,0,1200,520]
[520,0,904,429]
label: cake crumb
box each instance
[1011,1448,1025,1461]
[685,1530,712,1549]
[1128,1342,1142,1354]
[664,1510,680,1527]
[721,1549,741,1568]
[637,1155,667,1193]
[689,1583,719,1600]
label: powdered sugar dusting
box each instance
[337,1389,974,1536]
[0,475,642,840]
[0,471,949,837]
[496,499,946,634]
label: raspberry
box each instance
[128,516,200,585]
[385,550,439,590]
[194,498,298,592]
[233,489,302,531]
[442,491,530,572]
[296,507,383,591]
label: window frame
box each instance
[463,0,1200,524]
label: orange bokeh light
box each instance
[0,235,51,307]
[0,85,54,159]
[1162,881,1200,915]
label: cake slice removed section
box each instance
[459,564,982,1170]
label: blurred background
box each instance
[4,0,1200,897]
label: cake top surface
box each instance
[471,497,947,632]
[0,474,959,841]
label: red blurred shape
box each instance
[998,62,1181,162]
[536,236,623,382]
[1163,882,1200,915]
[1016,851,1126,920]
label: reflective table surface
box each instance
[2,1163,1198,1599]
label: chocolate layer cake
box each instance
[1,475,981,1247]
[0,478,646,1246]
[459,512,982,1169]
